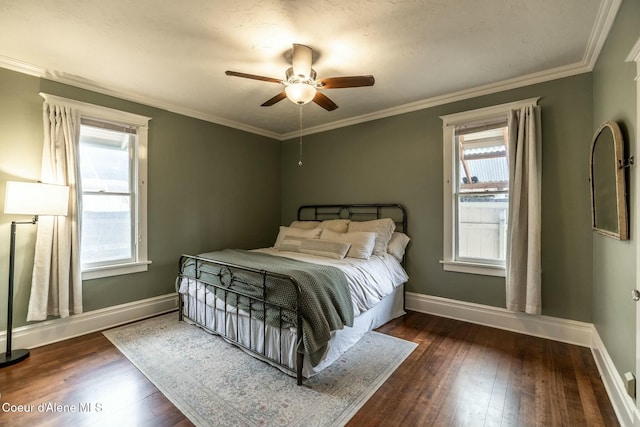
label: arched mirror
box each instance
[590,121,628,240]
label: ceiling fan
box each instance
[225,44,375,111]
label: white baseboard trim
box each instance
[591,329,640,427]
[406,292,593,346]
[0,293,178,350]
[406,292,639,426]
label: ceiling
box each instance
[0,0,619,140]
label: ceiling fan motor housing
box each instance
[291,43,313,79]
[285,67,317,85]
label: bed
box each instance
[176,204,410,385]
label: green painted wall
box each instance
[1,3,637,386]
[592,0,639,385]
[0,68,281,328]
[281,74,594,321]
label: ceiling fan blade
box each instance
[261,92,287,107]
[225,70,282,84]
[313,92,338,111]
[317,75,375,89]
[291,44,313,78]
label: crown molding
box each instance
[584,0,623,69]
[0,56,598,143]
[281,62,590,140]
[0,0,620,142]
[0,55,47,77]
[626,36,640,64]
[0,55,281,141]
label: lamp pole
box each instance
[1,219,34,367]
[2,181,69,368]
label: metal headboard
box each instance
[297,204,407,235]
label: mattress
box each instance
[177,248,408,377]
[178,280,405,377]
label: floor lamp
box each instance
[1,181,69,367]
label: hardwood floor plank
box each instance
[452,327,501,426]
[480,329,514,425]
[0,311,618,426]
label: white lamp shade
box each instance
[4,181,69,216]
[285,83,317,105]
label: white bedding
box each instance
[255,248,408,316]
[179,283,405,377]
[177,247,408,377]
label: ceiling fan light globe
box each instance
[285,83,316,105]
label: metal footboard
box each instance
[176,203,408,385]
[177,254,305,385]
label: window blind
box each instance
[454,118,507,137]
[81,117,137,135]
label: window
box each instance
[40,94,152,280]
[456,126,509,263]
[441,98,538,276]
[78,110,150,280]
[79,120,136,269]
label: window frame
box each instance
[440,97,539,277]
[40,93,151,280]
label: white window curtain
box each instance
[506,104,542,314]
[27,102,82,320]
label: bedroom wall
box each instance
[0,68,281,329]
[280,74,594,322]
[592,0,639,389]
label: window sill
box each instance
[440,260,505,277]
[82,260,152,280]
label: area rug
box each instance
[103,313,416,427]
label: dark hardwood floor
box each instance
[352,312,618,427]
[0,311,619,426]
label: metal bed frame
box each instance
[177,203,407,385]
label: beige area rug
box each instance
[103,313,416,427]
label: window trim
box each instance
[440,97,539,276]
[40,93,152,280]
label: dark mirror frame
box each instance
[590,121,628,240]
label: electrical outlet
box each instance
[624,372,636,398]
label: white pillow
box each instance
[299,239,351,260]
[274,226,321,249]
[289,220,321,230]
[321,229,376,259]
[348,218,396,255]
[290,219,350,233]
[387,232,410,261]
[319,219,350,233]
[278,236,308,252]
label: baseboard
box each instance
[406,292,593,346]
[591,329,640,427]
[406,292,639,426]
[0,293,178,350]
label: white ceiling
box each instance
[0,0,619,139]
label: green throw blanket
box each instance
[180,249,354,367]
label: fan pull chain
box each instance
[298,106,303,166]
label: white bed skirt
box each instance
[178,279,405,378]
